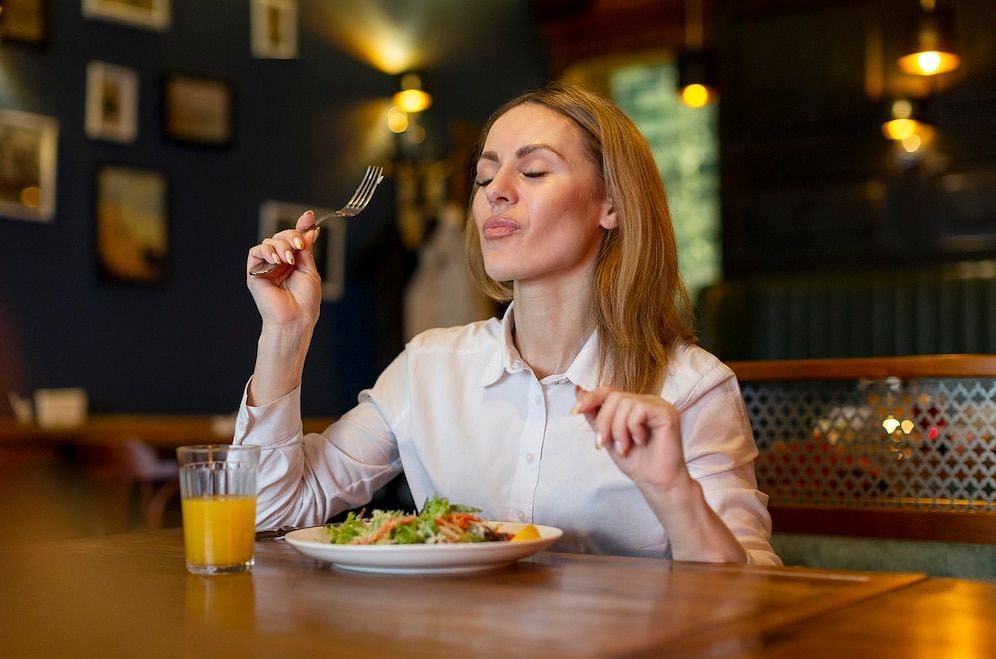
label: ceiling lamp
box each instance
[897,0,960,76]
[676,0,717,108]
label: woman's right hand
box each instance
[246,210,323,330]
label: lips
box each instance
[482,217,520,239]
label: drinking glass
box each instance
[177,444,260,575]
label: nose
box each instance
[484,167,516,207]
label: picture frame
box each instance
[1,0,50,46]
[250,0,298,59]
[95,165,169,284]
[0,108,58,223]
[81,0,170,32]
[258,201,346,301]
[85,61,139,143]
[162,73,234,147]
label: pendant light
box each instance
[677,0,717,108]
[897,0,960,76]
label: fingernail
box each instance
[293,237,305,250]
[594,432,603,449]
[615,440,625,457]
[285,250,295,264]
[570,404,580,415]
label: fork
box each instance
[249,165,385,277]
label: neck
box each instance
[511,279,593,379]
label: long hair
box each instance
[465,82,696,394]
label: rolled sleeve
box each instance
[674,363,782,567]
[234,378,403,530]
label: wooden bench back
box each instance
[729,355,996,545]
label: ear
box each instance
[599,197,618,230]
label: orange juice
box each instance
[182,495,256,569]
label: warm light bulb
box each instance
[387,106,409,133]
[901,134,922,153]
[392,88,431,113]
[680,84,712,108]
[881,118,920,140]
[898,50,960,75]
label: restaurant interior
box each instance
[0,0,994,614]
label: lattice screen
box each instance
[744,378,996,511]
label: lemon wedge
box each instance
[510,523,540,542]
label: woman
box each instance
[239,82,779,565]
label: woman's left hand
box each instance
[573,386,692,492]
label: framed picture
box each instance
[0,108,58,223]
[162,73,234,147]
[81,0,170,32]
[95,165,169,284]
[259,201,346,301]
[85,61,139,143]
[251,0,298,59]
[1,0,50,46]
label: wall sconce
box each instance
[897,0,960,76]
[388,72,431,139]
[393,72,431,113]
[676,0,717,108]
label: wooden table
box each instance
[3,529,990,657]
[0,415,337,449]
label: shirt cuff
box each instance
[233,376,303,448]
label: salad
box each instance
[325,497,513,545]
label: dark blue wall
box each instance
[0,1,547,416]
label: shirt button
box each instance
[517,511,527,522]
[526,452,535,463]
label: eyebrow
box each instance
[478,143,564,163]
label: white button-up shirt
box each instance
[235,307,779,565]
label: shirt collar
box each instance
[478,302,601,390]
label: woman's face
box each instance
[472,103,616,290]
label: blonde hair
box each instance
[465,82,695,394]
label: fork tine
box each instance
[350,166,384,210]
[351,166,382,209]
[342,165,376,209]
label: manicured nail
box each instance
[293,237,305,250]
[594,431,604,449]
[570,404,580,415]
[615,440,625,457]
[285,250,295,264]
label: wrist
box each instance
[635,468,700,510]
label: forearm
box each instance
[247,322,315,406]
[638,472,748,564]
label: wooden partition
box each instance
[728,355,996,546]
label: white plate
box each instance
[285,521,563,575]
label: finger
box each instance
[594,390,623,453]
[608,396,636,457]
[627,404,650,446]
[261,237,297,265]
[295,210,315,232]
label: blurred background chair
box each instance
[79,440,179,533]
